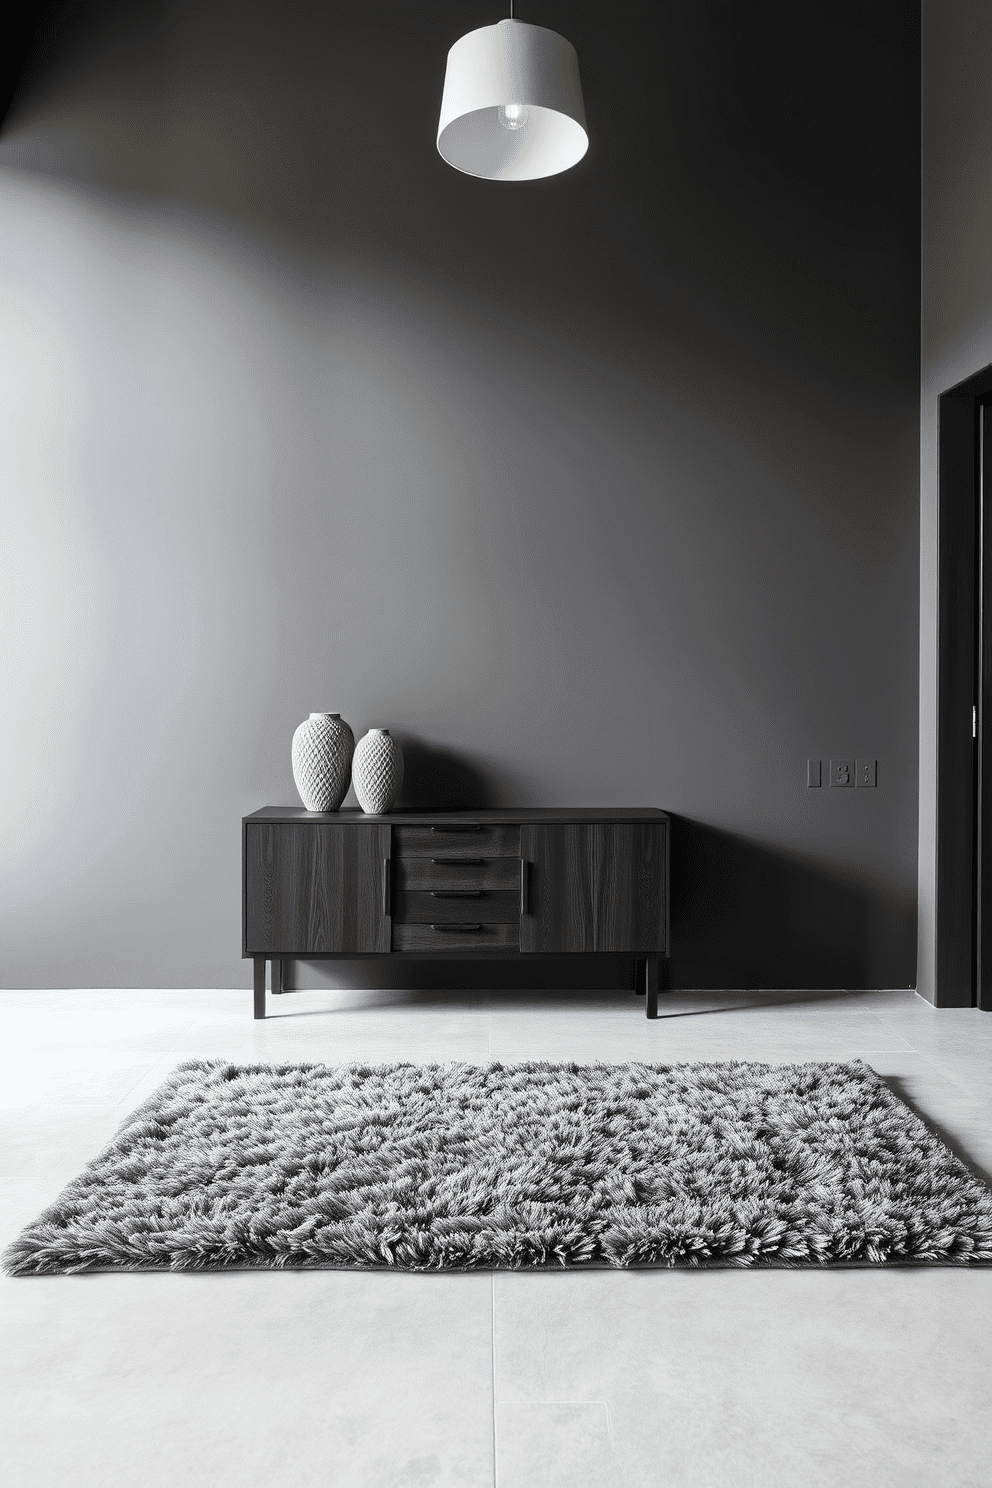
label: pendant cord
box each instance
[509,1,514,16]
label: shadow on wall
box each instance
[669,816,917,990]
[394,737,500,811]
[292,789,918,993]
[0,0,921,991]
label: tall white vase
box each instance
[352,729,404,814]
[291,712,355,811]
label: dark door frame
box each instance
[935,362,992,1008]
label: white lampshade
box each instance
[437,19,588,182]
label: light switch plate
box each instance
[830,759,854,787]
[807,759,822,787]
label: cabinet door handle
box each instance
[430,890,483,898]
[431,857,484,865]
[383,858,391,916]
[520,859,529,915]
[432,923,482,932]
[431,824,483,833]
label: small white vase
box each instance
[291,712,355,811]
[352,728,404,814]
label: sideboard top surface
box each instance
[244,806,670,825]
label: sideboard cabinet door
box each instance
[246,823,390,954]
[519,822,667,955]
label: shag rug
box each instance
[5,1059,992,1275]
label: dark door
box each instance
[977,399,992,1010]
[519,822,667,954]
[935,365,992,1007]
[245,822,391,954]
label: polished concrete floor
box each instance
[1,984,991,1488]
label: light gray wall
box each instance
[917,0,992,1002]
[0,1,920,991]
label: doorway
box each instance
[935,363,992,1009]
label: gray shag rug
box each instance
[5,1058,992,1275]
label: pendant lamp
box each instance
[437,10,588,182]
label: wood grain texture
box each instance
[248,808,668,825]
[243,813,669,988]
[392,923,519,953]
[245,823,390,954]
[393,825,521,858]
[396,859,521,892]
[519,823,668,954]
[393,890,520,925]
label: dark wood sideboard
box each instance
[243,807,669,1019]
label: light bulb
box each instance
[498,102,530,132]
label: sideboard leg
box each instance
[253,956,267,1020]
[272,958,283,995]
[634,959,646,995]
[645,957,659,1020]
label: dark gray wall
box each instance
[0,1,920,990]
[917,0,992,1002]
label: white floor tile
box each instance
[496,1402,620,1488]
[492,1269,992,1488]
[1,1269,495,1488]
[2,984,991,1488]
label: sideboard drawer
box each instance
[392,922,519,952]
[394,890,520,924]
[394,824,521,859]
[397,858,521,892]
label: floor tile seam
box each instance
[866,1013,982,1026]
[663,1017,917,1029]
[0,1100,155,1115]
[500,1031,925,1041]
[489,1010,907,1023]
[873,1045,992,1060]
[486,1024,911,1034]
[1,1051,171,1065]
[0,1168,92,1182]
[485,1046,925,1056]
[889,1054,984,1098]
[59,1045,968,1064]
[560,1038,928,1047]
[494,1399,613,1408]
[102,1023,916,1035]
[906,1039,992,1057]
[488,991,497,1488]
[490,1271,498,1488]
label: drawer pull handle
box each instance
[383,858,391,915]
[431,825,483,833]
[430,890,483,898]
[432,923,482,932]
[431,857,485,865]
[520,858,528,915]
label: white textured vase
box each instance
[352,728,404,814]
[291,712,355,811]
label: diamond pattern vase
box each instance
[291,713,355,812]
[352,728,404,814]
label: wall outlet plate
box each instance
[830,759,854,787]
[856,758,877,787]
